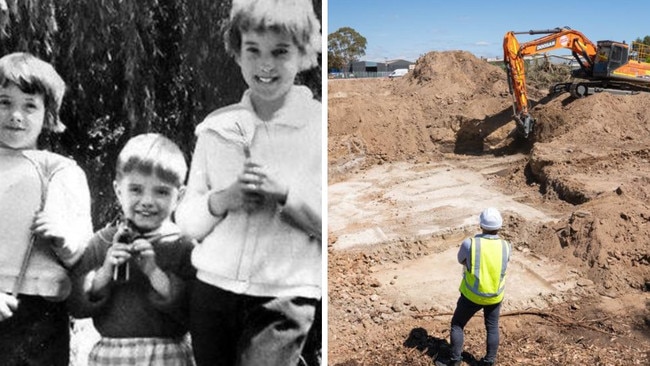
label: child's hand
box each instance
[0,292,19,321]
[31,211,66,247]
[208,161,288,215]
[241,161,289,207]
[130,239,171,298]
[217,170,265,213]
[103,242,133,270]
[131,238,158,277]
[90,242,133,292]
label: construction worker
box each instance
[436,207,511,366]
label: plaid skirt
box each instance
[88,336,196,366]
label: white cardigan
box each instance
[176,86,322,299]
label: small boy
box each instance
[0,52,93,366]
[436,208,512,366]
[68,133,196,365]
[175,0,322,365]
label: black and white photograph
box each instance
[0,0,322,365]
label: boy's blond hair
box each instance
[115,133,187,188]
[0,52,67,133]
[223,0,321,71]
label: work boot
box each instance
[434,356,462,366]
[477,358,495,366]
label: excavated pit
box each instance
[328,50,650,366]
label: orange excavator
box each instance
[503,26,650,137]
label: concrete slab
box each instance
[329,157,582,311]
[371,247,581,312]
[329,159,556,250]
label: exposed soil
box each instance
[327,51,650,365]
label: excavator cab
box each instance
[592,41,629,78]
[593,40,650,83]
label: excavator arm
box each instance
[503,27,598,137]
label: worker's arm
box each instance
[457,237,472,270]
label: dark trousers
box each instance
[0,295,70,366]
[449,294,502,363]
[190,279,317,366]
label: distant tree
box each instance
[328,26,366,72]
[634,35,650,45]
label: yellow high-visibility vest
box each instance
[459,237,510,305]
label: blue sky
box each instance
[327,0,650,62]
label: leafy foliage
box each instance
[634,35,650,45]
[525,58,573,91]
[327,26,366,72]
[0,0,322,227]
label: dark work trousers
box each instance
[190,279,317,366]
[449,294,502,363]
[0,295,70,366]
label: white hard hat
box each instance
[479,207,502,230]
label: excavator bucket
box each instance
[503,32,533,137]
[516,114,535,138]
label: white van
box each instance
[388,68,408,78]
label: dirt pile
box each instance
[328,50,650,365]
[328,51,513,182]
[523,92,650,294]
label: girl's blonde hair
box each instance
[0,52,66,133]
[115,133,188,188]
[223,0,321,71]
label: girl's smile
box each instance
[237,30,305,117]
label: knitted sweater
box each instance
[68,222,196,338]
[0,147,92,300]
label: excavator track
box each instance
[552,80,650,98]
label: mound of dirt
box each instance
[328,50,650,365]
[328,52,514,182]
